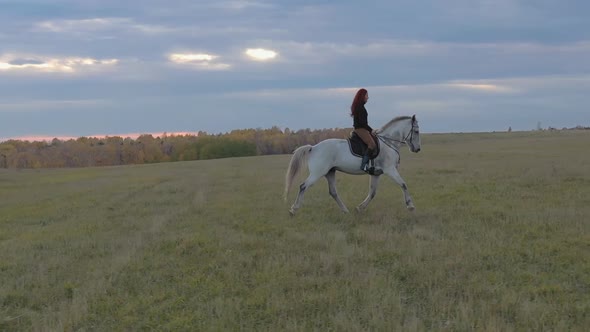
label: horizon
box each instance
[1,1,589,139]
[3,124,588,144]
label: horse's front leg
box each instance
[356,175,380,212]
[384,167,415,211]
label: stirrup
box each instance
[364,157,382,175]
[365,166,383,175]
[364,166,383,176]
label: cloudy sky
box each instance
[1,0,589,140]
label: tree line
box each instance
[0,127,352,168]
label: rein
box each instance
[376,134,401,154]
[376,134,403,165]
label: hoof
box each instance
[289,209,295,216]
[407,205,416,212]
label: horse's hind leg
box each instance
[356,175,380,212]
[325,170,349,213]
[289,172,324,216]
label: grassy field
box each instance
[1,130,589,331]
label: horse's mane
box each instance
[379,116,413,131]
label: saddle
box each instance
[347,131,380,159]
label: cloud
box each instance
[2,74,587,138]
[220,80,517,105]
[0,99,110,112]
[170,53,216,62]
[245,48,278,61]
[167,52,231,70]
[272,39,590,63]
[35,18,125,32]
[0,54,118,73]
[205,74,589,131]
[212,0,274,10]
[34,17,176,35]
[1,0,588,138]
[433,83,518,94]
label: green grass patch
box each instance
[1,131,589,331]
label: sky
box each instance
[1,0,589,141]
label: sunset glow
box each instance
[448,83,516,93]
[1,131,202,143]
[0,56,118,73]
[245,48,278,61]
[169,53,216,63]
[168,52,230,70]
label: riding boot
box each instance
[360,150,370,172]
[363,149,383,176]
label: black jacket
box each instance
[353,104,373,132]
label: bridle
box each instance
[404,121,418,149]
[377,120,418,152]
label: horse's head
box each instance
[378,115,421,152]
[405,115,421,153]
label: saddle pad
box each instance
[347,132,380,158]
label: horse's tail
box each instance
[284,145,312,201]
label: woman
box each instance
[350,88,380,174]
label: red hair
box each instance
[350,88,367,117]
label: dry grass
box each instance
[1,130,589,331]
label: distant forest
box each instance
[0,127,352,168]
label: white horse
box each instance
[284,115,421,215]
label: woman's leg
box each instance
[354,128,378,173]
[354,128,376,150]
